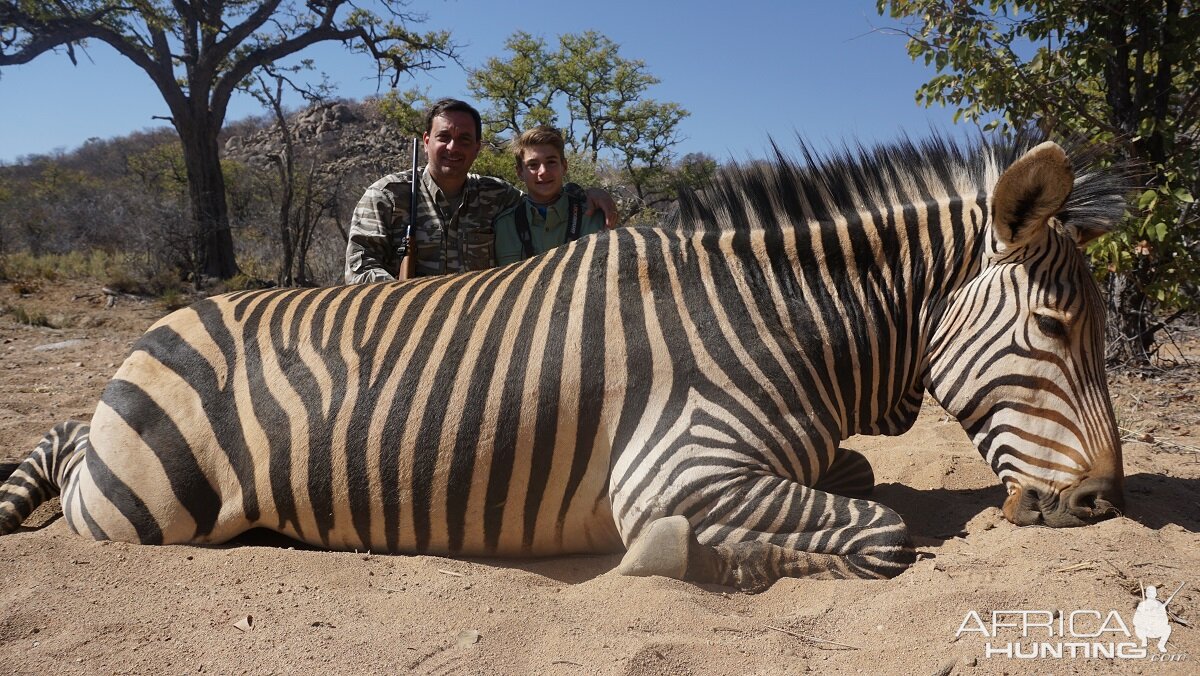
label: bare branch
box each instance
[200,0,286,74]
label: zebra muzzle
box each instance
[1003,478,1123,528]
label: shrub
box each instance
[160,288,190,312]
[7,304,50,327]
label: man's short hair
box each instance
[511,126,567,168]
[425,98,482,140]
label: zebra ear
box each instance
[992,142,1074,251]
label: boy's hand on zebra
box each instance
[584,188,619,229]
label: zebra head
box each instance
[926,141,1125,528]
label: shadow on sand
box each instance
[874,471,1199,544]
[224,527,622,585]
[1122,472,1200,532]
[873,481,1005,542]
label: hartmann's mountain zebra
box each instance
[0,134,1127,590]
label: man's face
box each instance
[517,144,566,204]
[423,111,481,188]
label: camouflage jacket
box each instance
[344,168,523,283]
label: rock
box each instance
[33,339,86,352]
[456,629,481,647]
[232,615,253,632]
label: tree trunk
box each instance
[1105,270,1156,365]
[272,146,295,287]
[178,120,239,281]
[278,169,295,288]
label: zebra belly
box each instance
[67,427,624,557]
[67,369,623,556]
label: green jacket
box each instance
[493,184,605,265]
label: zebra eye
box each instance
[1035,314,1068,339]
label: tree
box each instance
[0,1,454,281]
[376,86,431,138]
[468,30,689,223]
[609,99,690,220]
[466,32,557,139]
[122,139,197,280]
[877,0,1200,363]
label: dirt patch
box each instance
[1,280,1196,675]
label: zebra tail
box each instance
[0,421,89,535]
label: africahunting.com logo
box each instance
[957,581,1189,663]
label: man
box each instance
[493,126,606,265]
[344,99,615,283]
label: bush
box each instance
[1,250,122,282]
[159,288,190,312]
[215,273,276,293]
[5,304,50,327]
[103,267,145,295]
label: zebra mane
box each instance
[673,130,1130,237]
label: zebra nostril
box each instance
[1022,485,1042,509]
[1002,484,1045,525]
[1066,477,1122,520]
[1081,493,1098,509]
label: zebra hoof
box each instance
[616,515,692,580]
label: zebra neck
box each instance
[688,223,942,439]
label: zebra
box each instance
[0,133,1127,591]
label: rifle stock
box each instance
[397,138,419,281]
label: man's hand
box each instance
[584,188,619,229]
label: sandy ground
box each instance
[0,279,1196,675]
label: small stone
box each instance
[233,615,253,632]
[456,629,481,648]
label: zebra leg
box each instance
[812,447,875,498]
[0,421,89,535]
[616,475,914,592]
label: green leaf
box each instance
[1137,189,1158,209]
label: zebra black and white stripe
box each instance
[0,132,1127,590]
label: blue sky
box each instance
[0,1,977,165]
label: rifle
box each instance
[397,138,419,281]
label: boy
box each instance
[493,126,607,265]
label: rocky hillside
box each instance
[222,99,417,181]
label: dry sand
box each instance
[1,280,1196,675]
